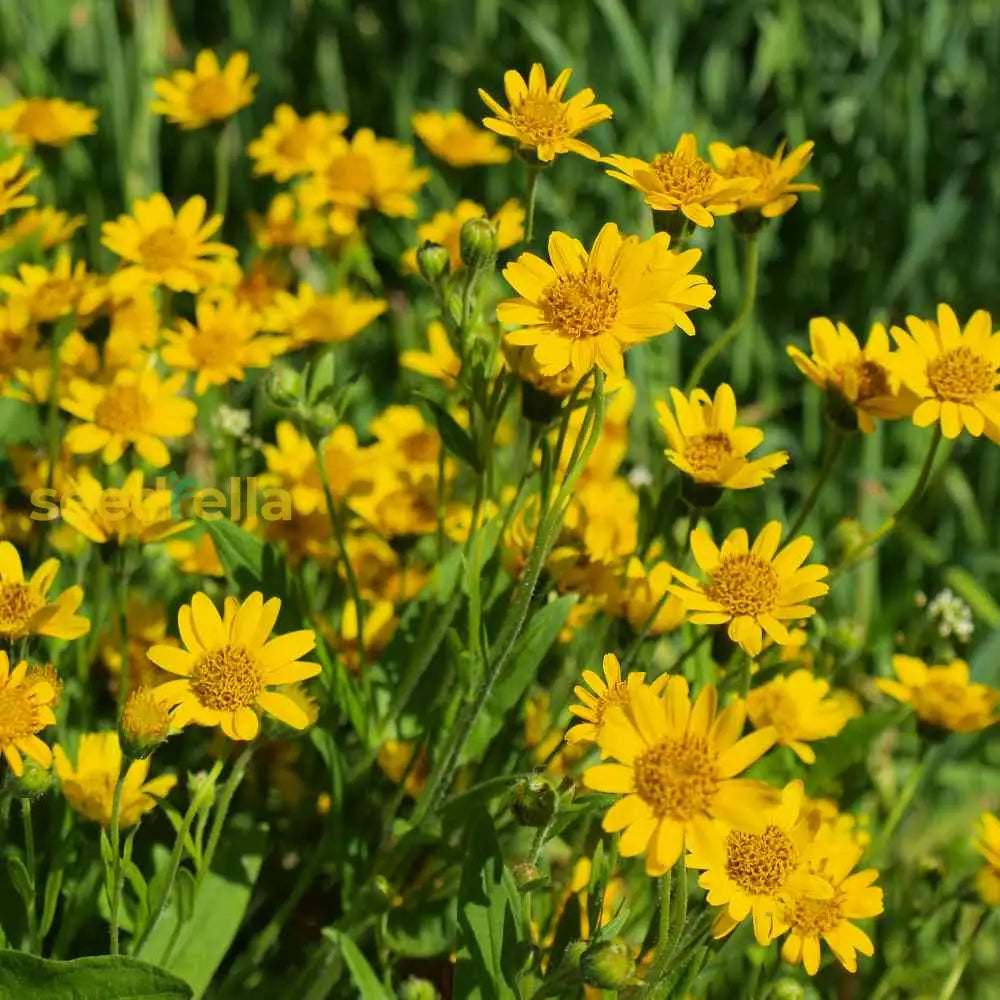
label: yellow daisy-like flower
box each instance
[876,655,999,732]
[974,812,1000,906]
[336,600,398,672]
[400,320,461,386]
[888,303,1000,440]
[149,592,319,741]
[0,97,98,147]
[377,739,428,799]
[151,50,257,130]
[62,367,196,467]
[248,104,348,181]
[669,523,830,657]
[0,250,100,325]
[656,384,789,489]
[708,140,819,218]
[0,542,89,642]
[622,559,687,636]
[0,206,84,254]
[411,110,512,167]
[166,533,225,578]
[53,731,176,828]
[746,669,860,764]
[250,191,328,250]
[262,282,387,347]
[0,650,56,776]
[498,223,715,378]
[583,678,779,875]
[604,134,756,228]
[8,330,99,406]
[0,153,38,214]
[478,63,612,162]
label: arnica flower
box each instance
[788,318,915,433]
[0,250,100,324]
[53,732,176,828]
[0,153,39,214]
[412,109,512,167]
[262,282,387,348]
[250,191,328,250]
[149,592,319,741]
[876,655,999,732]
[0,541,89,642]
[583,679,779,875]
[377,739,428,799]
[402,199,524,274]
[708,140,819,218]
[8,330,98,408]
[498,223,715,379]
[622,559,687,637]
[151,50,257,130]
[0,650,56,776]
[478,63,612,162]
[336,599,398,672]
[0,206,85,254]
[888,304,1000,440]
[974,812,1000,906]
[401,320,462,387]
[120,686,173,758]
[604,134,756,228]
[746,670,860,764]
[0,97,98,147]
[656,384,789,490]
[62,367,197,468]
[166,533,225,578]
[248,104,348,181]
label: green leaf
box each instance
[421,396,481,471]
[5,854,32,907]
[307,348,337,404]
[384,898,457,958]
[322,931,393,1000]
[204,518,264,589]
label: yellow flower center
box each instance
[593,681,630,726]
[0,684,39,741]
[847,358,891,401]
[684,432,734,478]
[725,825,798,894]
[540,270,620,340]
[0,582,44,636]
[784,893,842,936]
[651,152,715,201]
[17,103,62,140]
[31,279,78,321]
[708,553,780,618]
[189,327,239,368]
[277,124,312,161]
[400,431,439,463]
[138,226,189,272]
[325,152,374,199]
[633,735,719,820]
[189,79,235,119]
[721,149,772,186]
[511,95,569,144]
[191,645,262,711]
[122,687,171,747]
[926,347,995,403]
[95,384,150,435]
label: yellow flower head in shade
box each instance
[250,191,328,250]
[604,134,757,228]
[377,739,428,799]
[0,153,39,214]
[0,542,89,642]
[335,599,398,672]
[888,303,1000,440]
[657,384,789,489]
[583,678,779,875]
[101,194,239,295]
[876,655,999,732]
[151,49,257,130]
[746,669,860,764]
[149,592,319,741]
[61,367,197,468]
[411,110,512,167]
[248,104,348,181]
[0,97,98,147]
[262,282,387,348]
[53,732,176,828]
[498,223,715,379]
[801,797,870,853]
[669,523,830,658]
[0,251,101,325]
[0,650,56,776]
[120,686,172,756]
[0,206,85,254]
[166,533,225,578]
[788,318,915,433]
[478,63,612,162]
[974,812,1000,906]
[622,559,687,636]
[6,329,100,407]
[400,320,461,387]
[708,140,819,218]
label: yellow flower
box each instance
[402,198,524,273]
[8,329,99,405]
[151,50,257,130]
[101,194,239,295]
[802,797,870,852]
[149,591,319,741]
[412,110,512,167]
[104,289,162,371]
[746,670,860,764]
[120,687,173,755]
[0,206,84,253]
[0,98,98,147]
[498,223,715,379]
[604,134,756,228]
[62,367,197,467]
[400,320,461,386]
[622,559,686,636]
[0,650,56,776]
[888,303,1000,440]
[377,739,427,798]
[250,191,328,250]
[478,63,612,162]
[0,541,89,642]
[669,523,830,658]
[657,384,788,489]
[0,250,101,324]
[0,153,39,214]
[339,532,425,603]
[262,282,387,347]
[876,655,999,732]
[335,599,398,671]
[166,533,225,577]
[974,812,1000,906]
[708,140,819,217]
[53,732,176,828]
[369,404,445,483]
[248,104,348,180]
[99,597,175,693]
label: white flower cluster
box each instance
[915,588,974,642]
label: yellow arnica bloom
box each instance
[0,250,101,325]
[708,140,819,217]
[149,592,319,741]
[166,533,225,578]
[479,63,612,162]
[623,559,687,636]
[0,650,57,776]
[974,813,1000,906]
[0,97,98,147]
[62,367,197,467]
[262,282,387,348]
[412,110,512,167]
[583,679,778,875]
[400,320,461,386]
[0,153,38,214]
[746,669,860,764]
[251,191,328,250]
[888,303,1000,440]
[498,223,715,378]
[54,732,176,828]
[248,104,348,181]
[151,49,257,130]
[377,739,428,799]
[669,523,830,657]
[657,384,789,489]
[604,134,756,228]
[0,206,85,254]
[876,655,999,732]
[0,542,89,641]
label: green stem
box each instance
[739,655,754,699]
[197,744,254,889]
[872,748,934,862]
[524,164,541,245]
[108,767,128,955]
[21,799,39,953]
[213,122,232,222]
[936,909,989,1000]
[786,428,847,538]
[115,548,131,719]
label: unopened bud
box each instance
[120,687,171,759]
[305,401,339,433]
[771,979,807,1000]
[9,758,54,800]
[580,937,635,989]
[827,517,865,565]
[416,241,450,284]
[265,365,303,409]
[398,976,439,1000]
[511,861,543,889]
[459,217,498,270]
[510,775,556,828]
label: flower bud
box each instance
[511,860,543,889]
[120,687,171,759]
[305,401,339,434]
[398,977,439,1000]
[416,241,451,284]
[580,937,635,989]
[265,365,303,409]
[771,979,807,1000]
[459,217,498,270]
[827,517,865,565]
[509,775,556,828]
[8,758,54,800]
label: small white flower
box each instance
[627,465,654,488]
[214,405,252,437]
